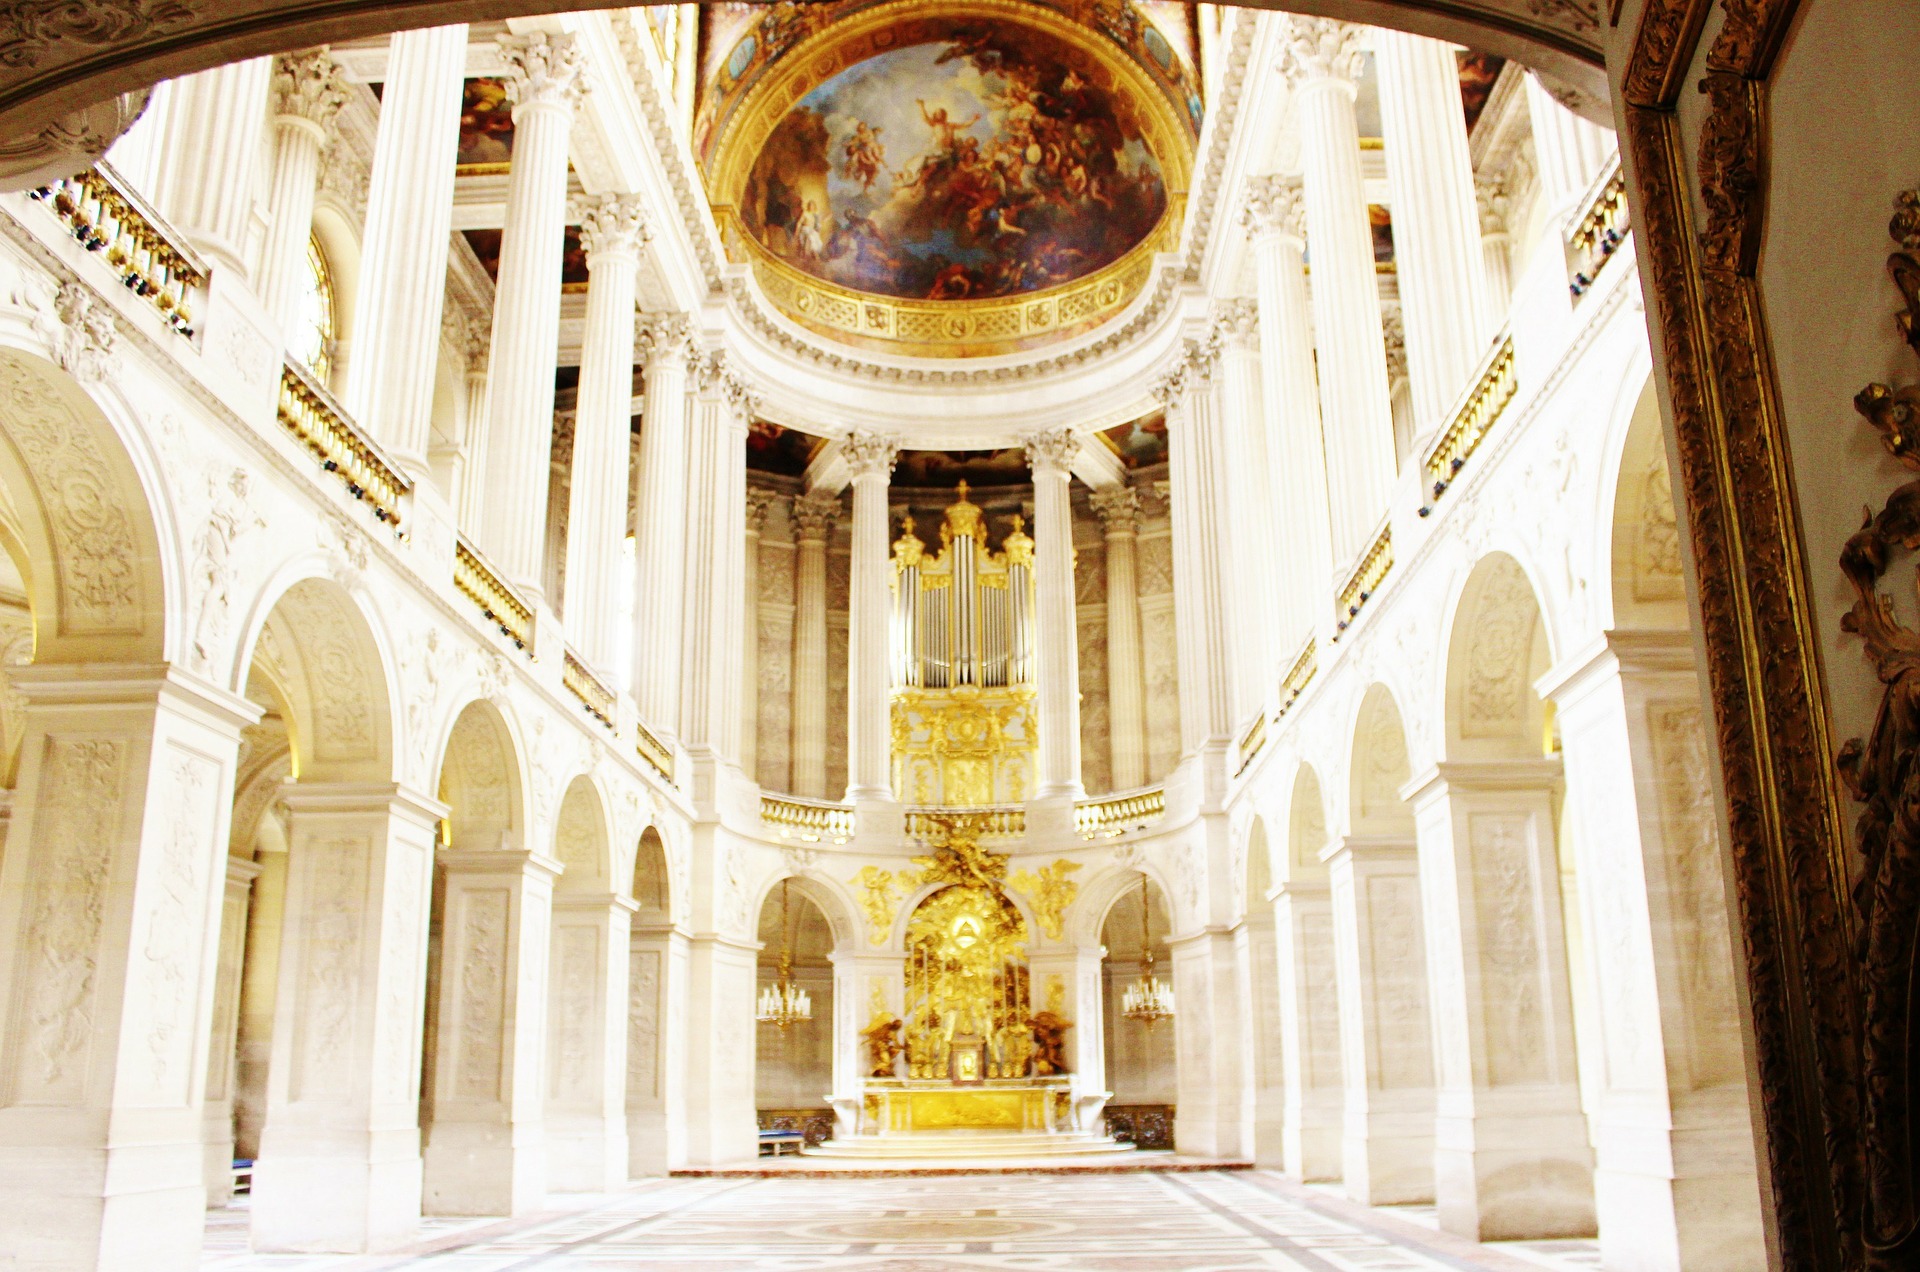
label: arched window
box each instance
[292,233,336,379]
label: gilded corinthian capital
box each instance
[1278,18,1365,89]
[499,32,588,113]
[272,49,349,130]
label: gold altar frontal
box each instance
[866,1078,1072,1134]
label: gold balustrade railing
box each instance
[30,163,206,338]
[1335,525,1393,636]
[1277,637,1317,720]
[278,360,409,531]
[1234,711,1268,778]
[904,806,1026,841]
[453,534,532,653]
[1567,159,1629,301]
[635,720,675,785]
[1421,335,1517,510]
[762,795,854,843]
[1075,786,1166,840]
[562,649,615,730]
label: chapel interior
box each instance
[0,0,1909,1269]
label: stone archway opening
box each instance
[1099,874,1176,1151]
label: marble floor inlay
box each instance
[201,1172,1603,1270]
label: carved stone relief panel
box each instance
[1074,530,1106,606]
[757,608,792,791]
[127,748,221,1104]
[1460,557,1540,741]
[452,888,511,1101]
[1631,448,1686,604]
[1078,614,1111,795]
[826,618,849,797]
[1366,873,1433,1091]
[626,947,661,1100]
[550,923,599,1102]
[293,835,366,1101]
[1140,597,1180,780]
[1301,909,1344,1090]
[377,840,426,1102]
[1470,811,1549,1087]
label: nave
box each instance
[201,1172,1601,1270]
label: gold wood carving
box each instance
[853,865,898,946]
[1623,0,1852,1265]
[1007,858,1081,940]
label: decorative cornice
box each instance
[1022,428,1080,476]
[1277,17,1364,91]
[843,431,899,478]
[499,31,587,115]
[572,193,649,262]
[271,49,348,130]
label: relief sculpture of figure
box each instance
[861,1011,905,1078]
[1028,1010,1071,1075]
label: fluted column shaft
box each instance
[1158,344,1236,754]
[1476,175,1515,317]
[564,197,646,674]
[149,57,274,276]
[478,33,585,600]
[844,434,898,802]
[1212,304,1275,719]
[1374,27,1494,442]
[789,492,838,799]
[1090,488,1147,790]
[343,25,467,467]
[1285,21,1396,567]
[259,52,348,341]
[741,490,777,783]
[454,321,492,526]
[631,316,693,738]
[1524,73,1616,219]
[679,359,751,762]
[1245,184,1336,652]
[1025,430,1084,799]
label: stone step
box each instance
[806,1130,1137,1158]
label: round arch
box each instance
[553,774,613,891]
[1439,551,1555,762]
[1348,682,1416,836]
[237,573,396,783]
[435,697,528,851]
[1599,375,1689,633]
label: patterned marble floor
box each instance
[202,1171,1603,1270]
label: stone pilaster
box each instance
[342,25,468,469]
[454,317,492,525]
[1280,19,1396,568]
[1272,878,1345,1180]
[789,490,840,800]
[1024,428,1084,800]
[742,488,779,782]
[680,934,759,1167]
[1089,487,1147,791]
[632,313,695,741]
[477,32,587,601]
[1373,27,1495,443]
[204,855,262,1205]
[563,195,648,674]
[844,433,899,805]
[1244,174,1335,652]
[258,50,349,343]
[545,893,636,1191]
[1168,927,1253,1159]
[627,921,688,1174]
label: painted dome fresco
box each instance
[701,0,1200,357]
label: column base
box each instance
[203,1119,237,1208]
[421,1121,546,1216]
[850,796,905,848]
[1283,1089,1345,1182]
[1340,1091,1436,1204]
[546,1115,628,1193]
[627,1107,683,1177]
[1591,1091,1766,1272]
[251,1129,422,1253]
[1022,793,1079,843]
[0,1141,207,1272]
[1434,1095,1595,1241]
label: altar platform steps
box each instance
[805,1128,1135,1159]
[677,1131,1255,1177]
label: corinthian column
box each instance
[1211,299,1274,719]
[1243,175,1335,652]
[1476,173,1515,316]
[843,433,899,803]
[741,488,778,783]
[1024,429,1084,800]
[149,57,274,276]
[1089,486,1147,790]
[564,195,648,675]
[679,357,753,764]
[1373,27,1494,440]
[632,314,694,739]
[476,33,586,600]
[258,51,348,344]
[1280,18,1396,568]
[789,490,840,799]
[343,24,467,468]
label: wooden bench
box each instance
[757,1130,806,1157]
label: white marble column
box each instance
[1154,342,1236,757]
[258,51,348,342]
[478,33,586,601]
[790,490,839,799]
[1168,927,1253,1159]
[545,893,635,1191]
[631,314,695,740]
[149,58,274,276]
[1325,833,1435,1204]
[844,433,899,804]
[627,921,689,1174]
[251,783,444,1254]
[742,489,779,782]
[1280,19,1396,567]
[563,195,647,675]
[420,848,558,1217]
[679,357,753,767]
[1540,633,1765,1270]
[342,25,467,468]
[1024,429,1085,800]
[1244,175,1335,646]
[1089,487,1147,790]
[1523,73,1616,221]
[1272,877,1345,1181]
[452,317,492,525]
[204,855,262,1205]
[0,669,256,1272]
[1403,761,1595,1241]
[1373,27,1494,441]
[1476,173,1516,318]
[1211,299,1275,717]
